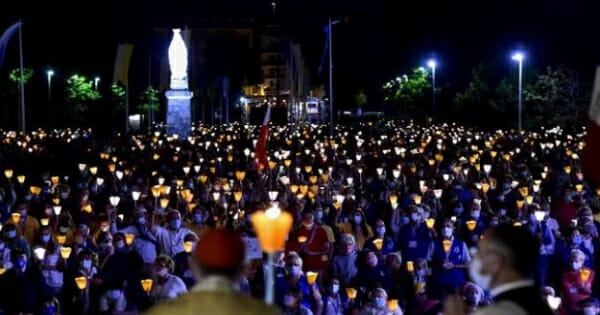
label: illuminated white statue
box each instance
[168,28,188,90]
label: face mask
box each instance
[376,227,386,236]
[374,297,386,308]
[284,295,296,307]
[498,209,507,216]
[42,305,56,315]
[0,243,4,250]
[193,214,203,224]
[314,211,324,221]
[410,213,420,222]
[156,268,169,277]
[583,307,596,315]
[354,215,362,224]
[6,230,16,239]
[115,240,125,249]
[46,254,59,266]
[331,284,340,294]
[76,236,86,245]
[422,212,430,220]
[471,211,480,219]
[107,289,121,300]
[490,220,499,227]
[15,257,26,269]
[170,219,182,230]
[468,257,492,290]
[59,226,70,234]
[41,235,51,243]
[416,269,427,277]
[572,235,583,245]
[443,227,453,238]
[137,217,146,225]
[303,221,314,229]
[454,208,464,215]
[367,257,378,267]
[401,216,410,225]
[81,259,92,270]
[288,265,301,277]
[529,213,538,223]
[60,192,69,199]
[572,261,583,271]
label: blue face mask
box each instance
[170,219,182,230]
[572,235,583,245]
[454,208,464,214]
[401,216,410,225]
[15,257,26,269]
[42,305,56,315]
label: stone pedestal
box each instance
[166,90,193,138]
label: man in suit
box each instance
[444,225,554,315]
[145,228,280,315]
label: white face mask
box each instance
[284,295,296,307]
[331,284,340,294]
[572,261,583,271]
[354,215,362,224]
[443,227,453,238]
[374,297,386,308]
[469,257,492,290]
[583,307,597,315]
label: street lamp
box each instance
[426,59,437,117]
[94,76,100,90]
[511,51,525,132]
[47,69,54,127]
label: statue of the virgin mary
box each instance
[168,28,188,90]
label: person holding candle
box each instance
[173,233,199,289]
[364,219,397,256]
[353,250,392,293]
[429,218,470,299]
[119,208,159,268]
[562,249,595,314]
[275,252,323,314]
[397,206,432,263]
[149,255,187,302]
[323,277,347,315]
[359,288,403,315]
[152,210,197,257]
[287,210,332,277]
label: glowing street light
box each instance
[47,69,54,127]
[426,59,437,117]
[511,51,525,132]
[94,76,100,90]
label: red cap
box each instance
[194,229,245,270]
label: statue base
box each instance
[166,90,193,138]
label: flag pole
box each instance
[18,20,25,133]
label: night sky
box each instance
[2,0,600,110]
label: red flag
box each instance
[255,105,271,168]
[583,66,600,186]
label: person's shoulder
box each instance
[472,301,527,315]
[144,291,280,315]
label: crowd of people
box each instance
[0,120,597,315]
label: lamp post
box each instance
[511,52,524,132]
[251,204,293,304]
[47,69,54,128]
[94,76,100,91]
[328,18,341,136]
[426,59,437,117]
